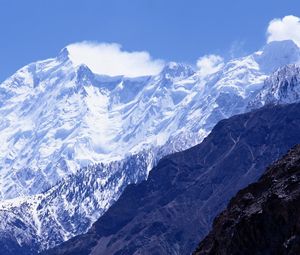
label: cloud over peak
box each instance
[196,54,224,77]
[267,15,300,47]
[67,42,164,77]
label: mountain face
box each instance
[0,40,300,253]
[44,102,300,255]
[0,150,155,254]
[194,144,300,255]
[249,64,300,109]
[0,40,297,200]
[0,52,156,199]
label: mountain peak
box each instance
[76,64,94,78]
[249,64,300,108]
[263,39,299,52]
[254,40,300,73]
[57,47,70,62]
[74,64,96,88]
[160,62,194,79]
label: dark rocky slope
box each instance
[45,103,300,255]
[0,236,38,255]
[194,144,300,255]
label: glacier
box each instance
[0,40,299,252]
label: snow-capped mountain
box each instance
[0,40,299,253]
[0,50,151,199]
[0,150,155,252]
[249,64,300,108]
[0,48,202,199]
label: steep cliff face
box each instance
[249,64,300,109]
[44,103,300,255]
[194,144,300,255]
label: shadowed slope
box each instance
[194,144,300,255]
[45,102,300,255]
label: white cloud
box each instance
[196,54,224,77]
[267,15,300,47]
[67,42,164,77]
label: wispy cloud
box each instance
[67,42,165,77]
[267,15,300,47]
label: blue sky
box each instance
[1,0,300,81]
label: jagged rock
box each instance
[194,144,300,255]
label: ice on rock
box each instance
[249,64,300,109]
[161,62,195,80]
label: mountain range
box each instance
[0,40,300,253]
[44,102,300,255]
